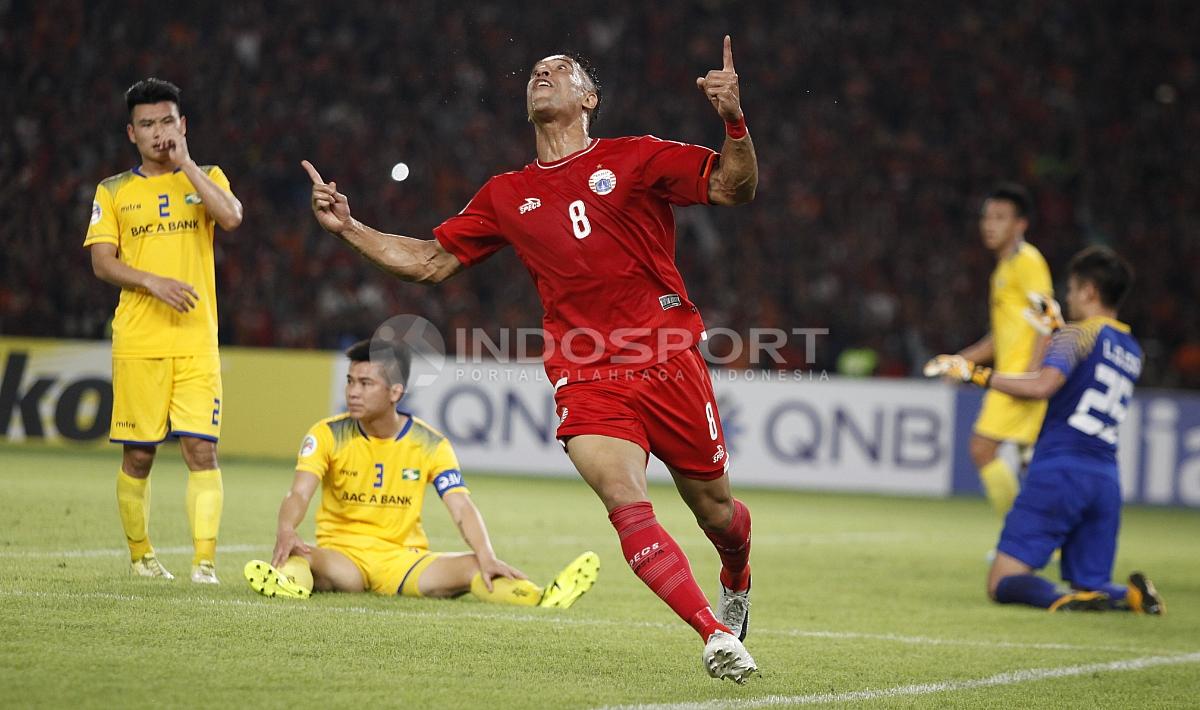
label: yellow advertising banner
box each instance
[0,338,337,459]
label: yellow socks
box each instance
[116,469,153,561]
[980,458,1019,516]
[470,573,543,606]
[186,469,224,565]
[119,467,226,565]
[280,556,315,593]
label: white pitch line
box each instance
[0,543,269,559]
[0,587,625,629]
[0,588,1155,655]
[595,652,1200,710]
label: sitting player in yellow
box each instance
[245,339,599,607]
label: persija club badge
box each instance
[589,169,617,195]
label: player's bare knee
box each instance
[969,436,999,468]
[694,497,734,531]
[122,446,155,477]
[593,478,650,511]
[180,437,219,470]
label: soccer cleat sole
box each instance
[704,633,758,684]
[538,551,600,609]
[243,560,311,599]
[1128,572,1165,616]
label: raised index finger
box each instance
[301,160,325,185]
[723,34,734,72]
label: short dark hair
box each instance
[346,338,412,388]
[1068,245,1134,309]
[125,78,181,114]
[566,53,602,127]
[985,182,1033,220]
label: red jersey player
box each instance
[302,36,759,683]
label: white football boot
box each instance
[190,560,219,584]
[718,577,751,641]
[703,630,758,683]
[131,553,174,579]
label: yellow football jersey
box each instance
[83,166,231,358]
[295,414,468,550]
[990,241,1053,373]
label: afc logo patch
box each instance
[299,434,317,457]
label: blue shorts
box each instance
[997,460,1121,590]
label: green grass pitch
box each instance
[1,446,1198,708]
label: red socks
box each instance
[609,501,728,640]
[704,498,752,591]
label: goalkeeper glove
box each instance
[1023,291,1065,335]
[923,354,993,387]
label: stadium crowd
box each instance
[3,1,1198,387]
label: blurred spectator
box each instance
[2,1,1196,387]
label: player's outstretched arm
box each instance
[697,35,758,205]
[89,243,199,313]
[271,471,318,567]
[989,368,1066,400]
[301,160,462,284]
[924,353,1066,400]
[441,490,529,591]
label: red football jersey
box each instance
[434,136,718,383]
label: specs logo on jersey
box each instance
[712,444,726,463]
[184,192,203,205]
[659,293,683,311]
[90,201,102,225]
[519,197,542,214]
[401,468,421,481]
[588,169,617,195]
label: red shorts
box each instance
[554,348,729,480]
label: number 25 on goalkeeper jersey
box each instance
[1036,316,1142,470]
